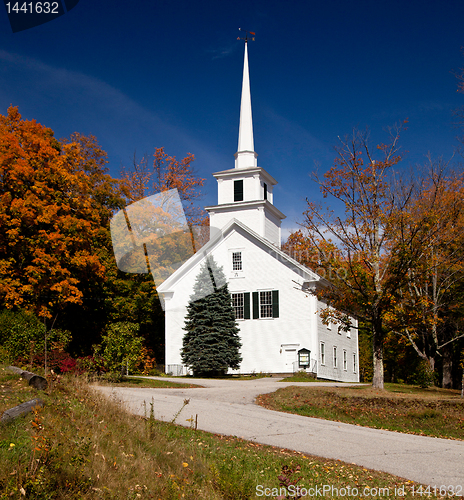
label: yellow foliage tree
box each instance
[0,107,125,319]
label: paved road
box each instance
[94,377,464,489]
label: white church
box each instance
[157,42,359,382]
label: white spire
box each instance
[235,42,258,169]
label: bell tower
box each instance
[205,38,285,248]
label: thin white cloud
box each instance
[258,105,334,168]
[0,49,228,189]
[207,43,238,60]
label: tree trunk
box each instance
[442,347,453,389]
[427,356,435,373]
[372,325,384,389]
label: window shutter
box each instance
[244,292,250,319]
[234,180,244,202]
[252,292,259,319]
[272,290,279,318]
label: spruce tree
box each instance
[182,256,242,376]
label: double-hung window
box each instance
[333,346,338,368]
[232,293,244,319]
[231,292,250,320]
[252,290,279,319]
[259,291,272,318]
[320,342,325,365]
[232,252,242,271]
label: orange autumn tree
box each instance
[384,162,464,387]
[0,107,125,320]
[294,125,433,389]
[283,229,342,280]
[119,148,209,280]
[121,147,207,224]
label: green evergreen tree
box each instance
[182,257,242,376]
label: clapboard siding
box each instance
[316,300,359,382]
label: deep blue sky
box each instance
[1,0,464,238]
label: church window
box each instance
[353,353,357,373]
[260,291,272,318]
[263,182,267,200]
[252,290,279,319]
[234,179,244,201]
[333,346,338,368]
[343,350,347,371]
[320,342,325,365]
[232,292,250,319]
[232,252,242,271]
[232,293,244,319]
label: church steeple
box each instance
[235,41,258,169]
[205,34,285,248]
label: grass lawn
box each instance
[180,373,272,380]
[0,366,442,499]
[96,376,203,389]
[257,383,464,441]
[278,372,331,382]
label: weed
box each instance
[276,464,303,499]
[144,397,156,439]
[171,398,190,423]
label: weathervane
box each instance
[237,28,256,42]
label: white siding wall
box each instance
[216,172,274,205]
[164,228,318,374]
[261,180,273,204]
[216,173,260,204]
[316,300,359,382]
[210,208,262,238]
[264,211,280,247]
[210,208,280,247]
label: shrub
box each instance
[75,355,107,375]
[15,349,75,373]
[58,356,77,373]
[95,322,144,374]
[412,359,435,388]
[135,346,159,375]
[0,309,71,364]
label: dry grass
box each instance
[257,383,464,440]
[96,376,203,389]
[0,368,451,499]
[1,369,222,499]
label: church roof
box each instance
[156,218,322,294]
[211,166,278,186]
